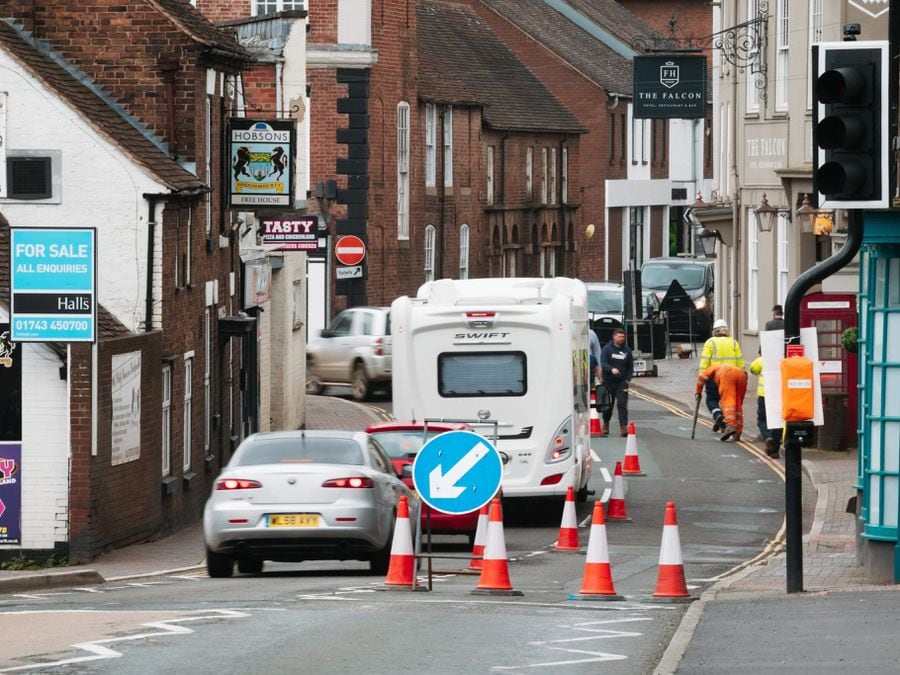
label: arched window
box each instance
[424,224,436,281]
[459,224,470,279]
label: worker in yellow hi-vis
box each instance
[698,319,745,434]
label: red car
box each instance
[365,420,480,542]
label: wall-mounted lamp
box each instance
[795,193,818,234]
[697,227,720,257]
[753,193,792,232]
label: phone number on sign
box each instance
[14,319,89,332]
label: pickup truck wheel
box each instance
[306,368,324,395]
[351,363,370,401]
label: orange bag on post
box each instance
[781,356,815,422]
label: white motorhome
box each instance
[391,277,592,500]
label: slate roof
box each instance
[150,0,248,59]
[0,20,204,192]
[417,1,585,134]
[478,0,659,95]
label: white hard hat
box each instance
[713,319,728,331]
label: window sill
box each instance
[161,476,178,498]
[183,471,198,491]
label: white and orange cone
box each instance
[468,503,490,571]
[589,394,603,436]
[568,500,623,601]
[622,422,646,476]
[471,498,523,596]
[652,501,693,602]
[383,495,415,587]
[555,485,580,551]
[605,461,632,523]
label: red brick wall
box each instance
[464,0,626,282]
[308,0,339,42]
[68,344,95,561]
[21,1,209,161]
[196,0,252,22]
[618,0,713,64]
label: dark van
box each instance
[640,257,715,339]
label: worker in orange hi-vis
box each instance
[695,363,749,442]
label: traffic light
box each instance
[813,41,888,209]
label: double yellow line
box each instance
[632,389,787,580]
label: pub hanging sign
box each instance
[633,55,707,119]
[227,119,295,207]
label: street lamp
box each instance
[795,193,817,234]
[697,227,720,257]
[754,193,778,232]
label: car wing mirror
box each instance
[400,465,413,479]
[320,328,334,338]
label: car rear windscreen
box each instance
[438,351,526,397]
[369,430,444,458]
[641,264,706,290]
[236,438,363,465]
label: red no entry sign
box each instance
[335,235,366,266]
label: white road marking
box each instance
[71,587,104,593]
[492,616,651,670]
[0,609,252,673]
[591,449,601,462]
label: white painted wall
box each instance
[0,49,172,333]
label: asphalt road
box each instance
[0,394,787,673]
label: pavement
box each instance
[1,355,895,671]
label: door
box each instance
[319,310,355,380]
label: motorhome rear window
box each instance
[438,352,526,397]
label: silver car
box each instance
[203,430,417,577]
[306,307,392,401]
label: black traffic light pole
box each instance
[782,210,863,593]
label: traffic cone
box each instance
[468,503,490,571]
[383,495,415,587]
[471,498,523,596]
[652,501,693,602]
[589,401,603,437]
[555,485,580,551]
[605,461,632,522]
[568,500,623,601]
[622,422,646,476]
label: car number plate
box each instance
[634,360,647,373]
[268,514,319,527]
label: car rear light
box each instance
[216,479,262,490]
[322,477,374,488]
[373,337,384,356]
[540,474,564,485]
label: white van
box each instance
[391,277,592,500]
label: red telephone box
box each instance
[800,292,858,447]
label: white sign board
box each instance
[336,265,362,279]
[759,328,825,427]
[111,351,142,465]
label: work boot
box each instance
[765,437,779,458]
[712,413,726,433]
[619,425,628,437]
[601,420,610,437]
[720,425,737,442]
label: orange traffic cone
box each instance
[569,500,623,601]
[652,501,693,602]
[622,422,646,476]
[605,461,632,522]
[590,403,603,436]
[555,485,580,551]
[468,503,490,571]
[471,498,523,596]
[383,495,415,587]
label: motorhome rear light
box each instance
[466,312,495,318]
[540,474,564,485]
[217,479,262,490]
[322,477,374,488]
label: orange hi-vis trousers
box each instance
[696,364,749,435]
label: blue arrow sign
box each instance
[412,430,503,515]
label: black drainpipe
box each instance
[500,131,509,273]
[438,106,447,279]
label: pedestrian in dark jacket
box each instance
[599,328,634,437]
